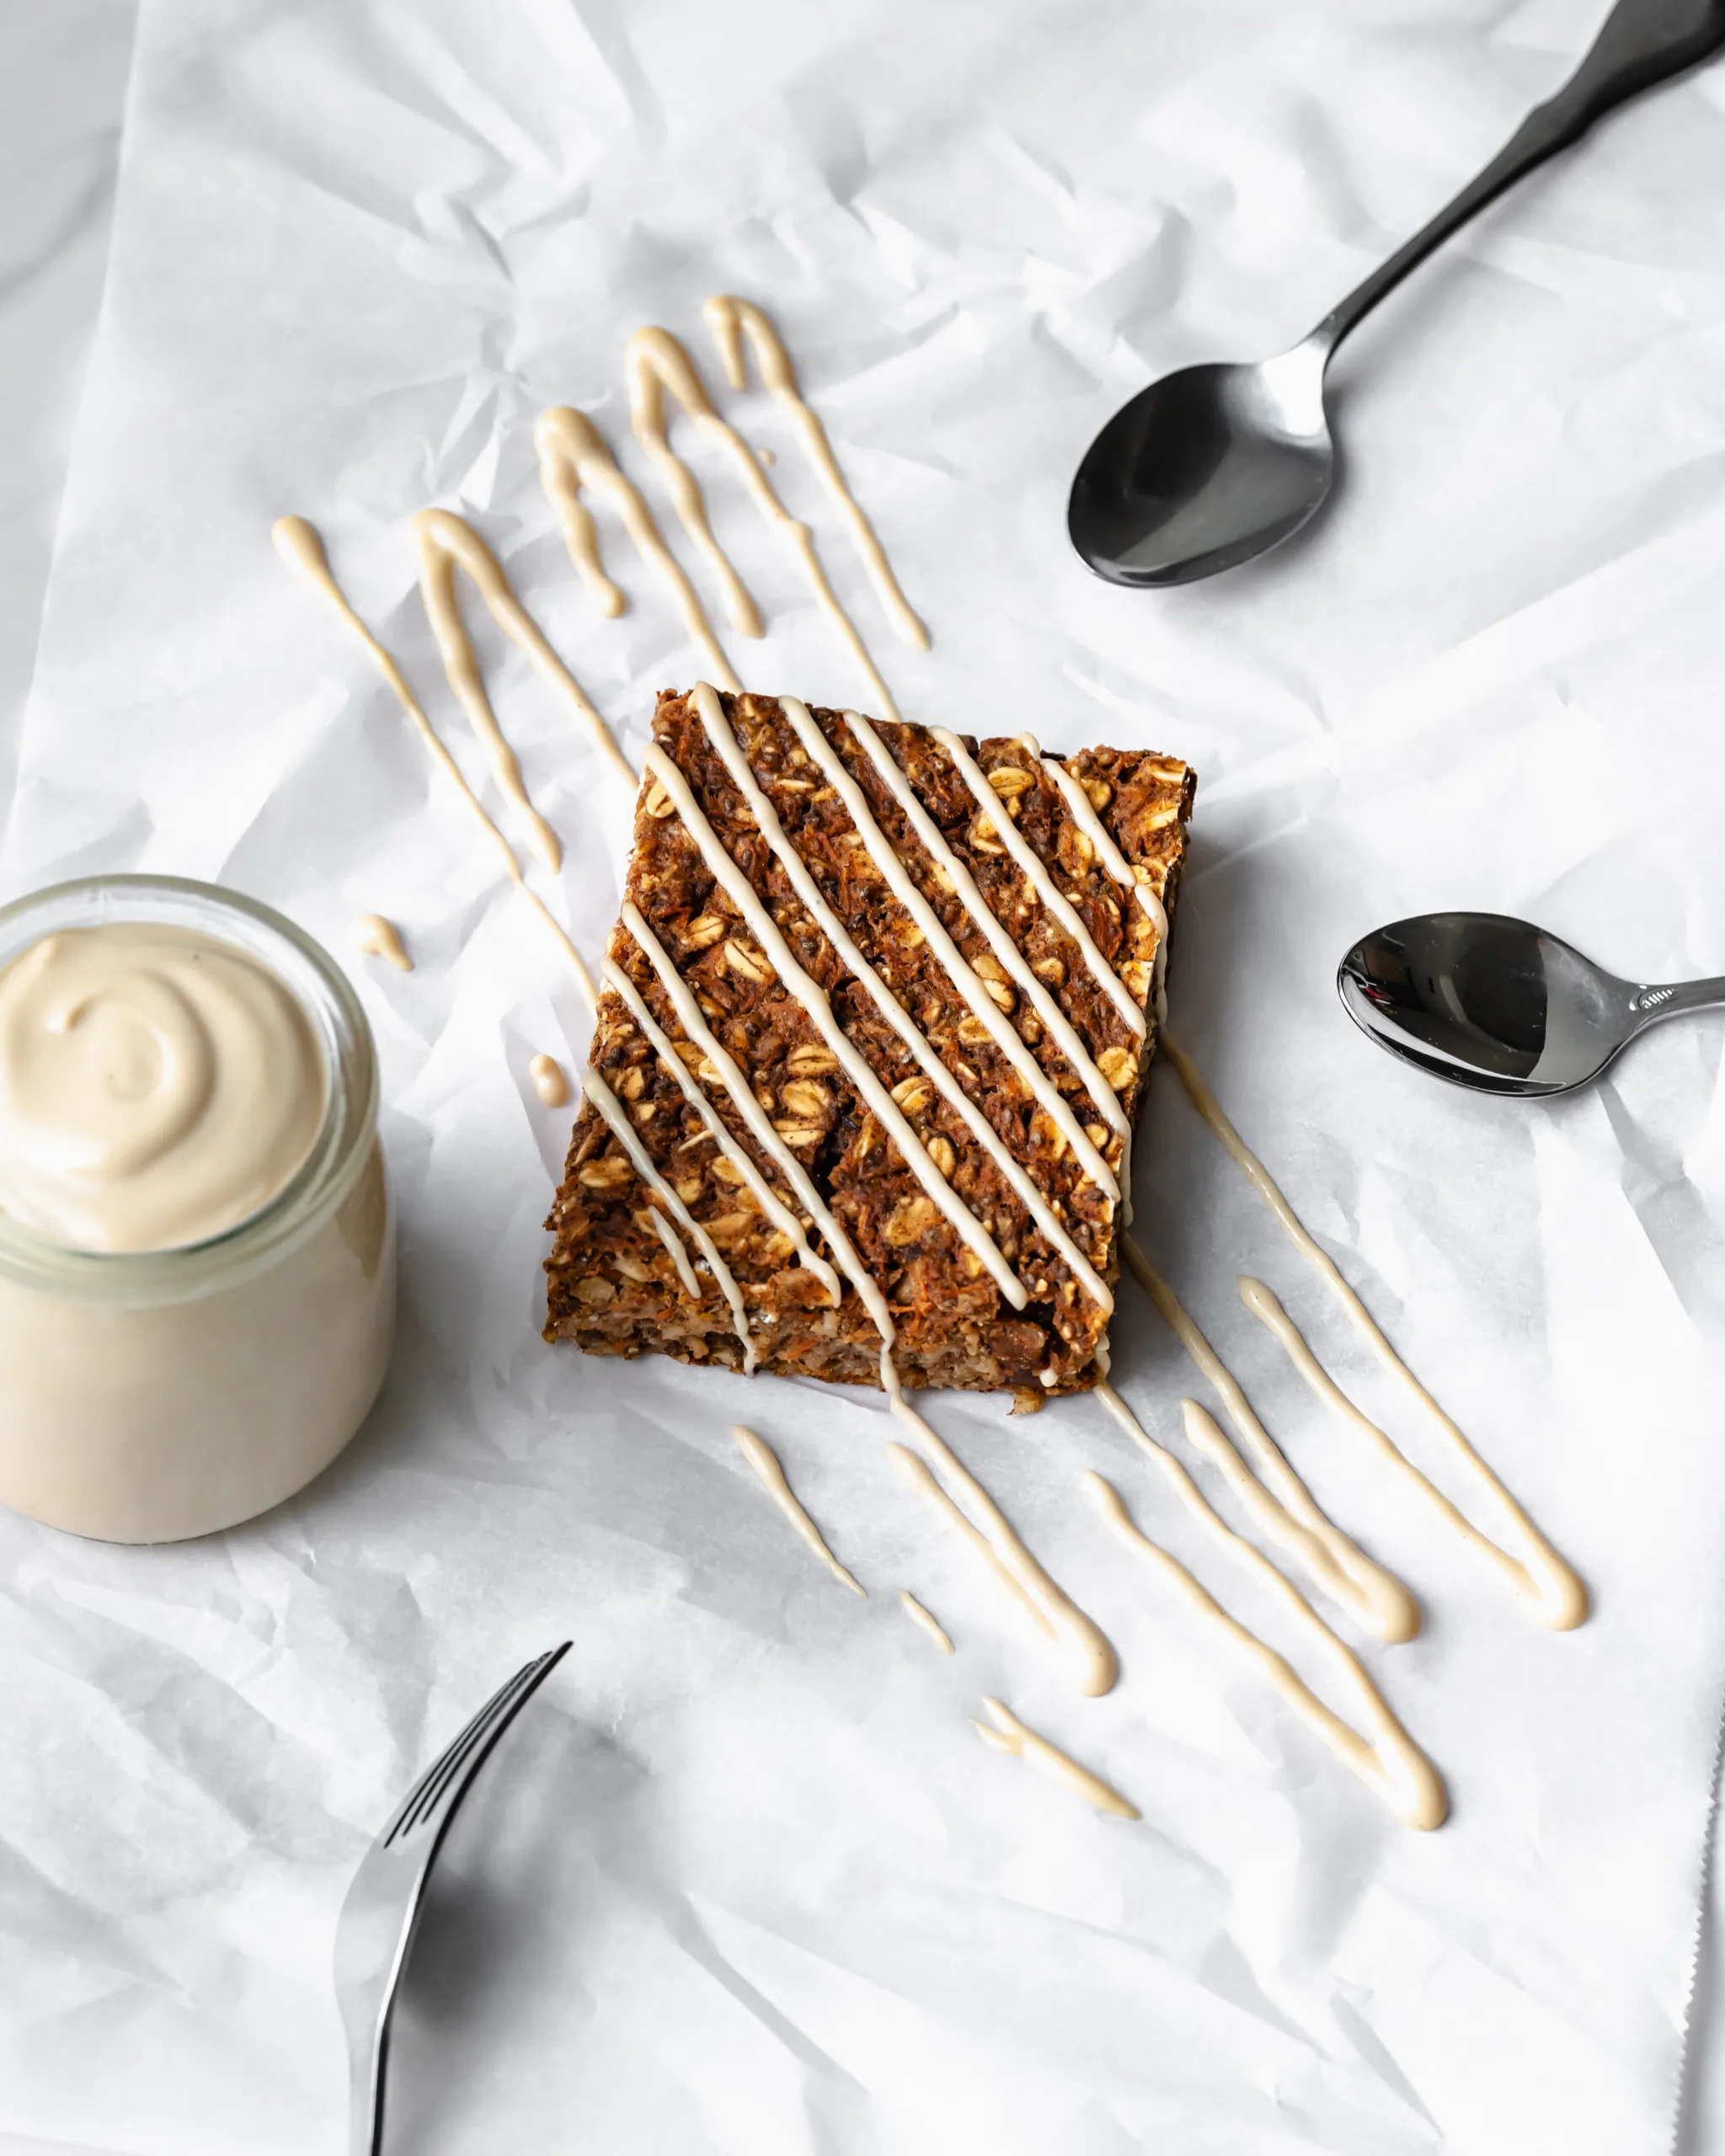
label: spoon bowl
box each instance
[1338,911,1725,1098]
[1068,342,1332,587]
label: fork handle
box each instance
[1316,0,1725,353]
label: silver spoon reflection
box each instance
[1338,912,1725,1098]
[1068,0,1725,588]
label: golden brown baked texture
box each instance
[543,689,1194,1397]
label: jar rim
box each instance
[0,875,379,1305]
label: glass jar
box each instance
[0,875,396,1542]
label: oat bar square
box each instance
[544,686,1194,1400]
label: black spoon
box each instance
[1338,911,1725,1097]
[1069,0,1725,588]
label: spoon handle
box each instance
[1629,974,1725,1027]
[1315,0,1725,353]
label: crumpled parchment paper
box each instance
[5,2,1725,2150]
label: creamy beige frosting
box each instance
[0,925,326,1254]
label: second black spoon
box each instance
[1338,911,1725,1097]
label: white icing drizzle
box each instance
[1027,736,1172,1025]
[601,931,841,1304]
[932,726,1146,1040]
[659,695,1025,1308]
[581,1067,756,1371]
[619,902,884,1332]
[1239,1277,1584,1630]
[628,813,1108,1689]
[626,328,761,637]
[355,914,412,972]
[412,508,636,797]
[899,1590,954,1653]
[702,296,931,651]
[529,1052,570,1107]
[1121,1235,1419,1646]
[890,1440,1057,1643]
[839,709,1128,1145]
[414,510,563,870]
[632,876,1102,1699]
[882,1352,1118,1697]
[271,516,600,1009]
[972,1695,1140,1820]
[626,327,902,721]
[644,1203,701,1300]
[731,1424,865,1596]
[1084,1438,1446,1832]
[534,406,740,692]
[777,696,1119,1231]
[1158,1031,1589,1633]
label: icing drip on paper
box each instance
[979,1699,1138,1819]
[703,295,930,650]
[270,516,600,1008]
[627,327,901,719]
[1159,1031,1587,1631]
[900,1592,954,1654]
[1085,1449,1445,1832]
[534,406,740,692]
[1121,1235,1419,1646]
[731,1424,865,1595]
[413,511,564,867]
[529,1053,570,1107]
[355,915,412,972]
[971,1697,1139,1820]
[884,1354,1117,1698]
[413,506,635,808]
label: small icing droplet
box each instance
[530,1053,569,1107]
[355,915,412,972]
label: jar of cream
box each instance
[0,875,395,1542]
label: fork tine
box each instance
[382,1673,525,1845]
[387,1643,570,1845]
[403,1645,569,1836]
[394,1657,547,1840]
[386,1658,542,1848]
[385,1694,498,1841]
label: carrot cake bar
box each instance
[544,686,1193,1399]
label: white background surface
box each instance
[5,3,1725,2151]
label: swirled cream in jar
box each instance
[0,876,396,1543]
